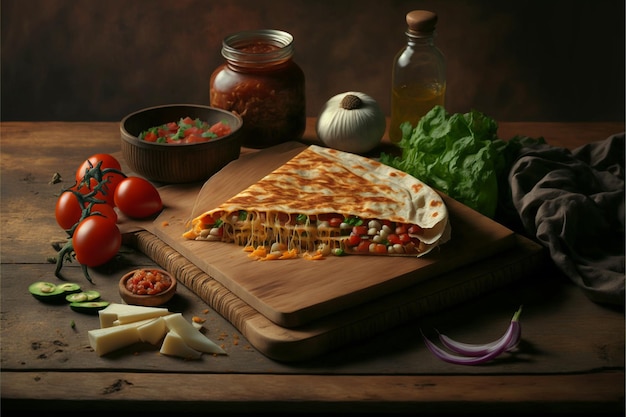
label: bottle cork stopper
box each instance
[406,10,438,36]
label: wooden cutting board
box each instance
[132,230,545,362]
[139,142,518,328]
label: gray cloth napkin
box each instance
[508,132,625,306]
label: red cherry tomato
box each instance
[75,153,122,183]
[75,154,125,207]
[55,190,118,230]
[55,190,84,230]
[72,172,125,207]
[89,202,118,224]
[114,177,163,219]
[72,216,121,267]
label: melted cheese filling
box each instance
[220,211,343,253]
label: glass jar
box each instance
[390,10,446,143]
[210,29,306,149]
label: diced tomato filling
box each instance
[276,212,291,225]
[198,210,427,256]
[355,240,370,252]
[328,217,343,227]
[408,224,424,234]
[338,216,426,254]
[352,225,368,236]
[198,213,217,226]
[372,243,388,254]
[387,234,402,245]
[347,233,361,246]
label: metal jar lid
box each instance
[221,29,294,64]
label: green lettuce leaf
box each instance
[381,106,534,218]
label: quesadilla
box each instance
[183,145,450,259]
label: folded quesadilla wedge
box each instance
[183,145,450,258]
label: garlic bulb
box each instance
[316,91,386,154]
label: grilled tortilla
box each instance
[183,145,450,258]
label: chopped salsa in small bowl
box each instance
[139,116,232,144]
[119,268,177,306]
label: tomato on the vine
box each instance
[74,154,125,206]
[89,202,118,224]
[114,176,163,219]
[55,190,84,230]
[75,153,122,183]
[72,216,121,267]
[55,189,118,230]
[77,172,126,206]
[54,153,128,283]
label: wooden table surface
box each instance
[1,119,624,415]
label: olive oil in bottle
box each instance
[390,10,446,143]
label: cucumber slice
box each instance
[56,283,82,294]
[29,282,67,303]
[66,292,88,303]
[69,301,110,314]
[83,290,101,301]
[65,290,101,303]
[29,281,83,303]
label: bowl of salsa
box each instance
[119,268,177,307]
[120,104,244,183]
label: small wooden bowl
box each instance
[120,104,243,183]
[119,269,177,307]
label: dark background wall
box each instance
[2,0,624,122]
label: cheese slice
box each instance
[98,303,170,328]
[162,313,226,355]
[88,318,157,356]
[90,305,226,358]
[137,317,168,345]
[160,330,202,360]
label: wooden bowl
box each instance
[119,269,177,307]
[120,104,243,183]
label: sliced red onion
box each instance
[438,306,523,357]
[421,306,523,365]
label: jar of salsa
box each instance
[210,29,305,148]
